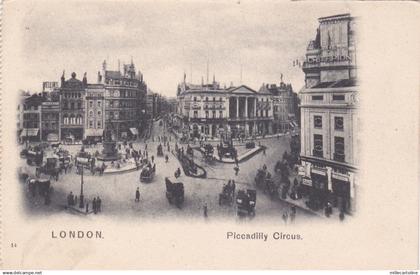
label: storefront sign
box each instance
[311,167,327,176]
[332,172,350,182]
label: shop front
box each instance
[332,174,351,213]
[307,168,329,210]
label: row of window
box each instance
[107,89,139,98]
[62,102,83,110]
[313,134,345,162]
[312,94,345,101]
[88,120,102,129]
[62,92,82,99]
[89,101,102,108]
[107,100,137,108]
[314,115,344,131]
[63,115,83,125]
[88,110,102,117]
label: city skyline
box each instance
[16,1,352,96]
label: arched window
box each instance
[89,110,94,117]
[63,114,69,125]
[70,114,75,124]
[77,115,83,125]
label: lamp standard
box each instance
[78,164,85,208]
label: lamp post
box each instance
[78,164,85,208]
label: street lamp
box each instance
[78,164,85,208]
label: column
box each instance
[254,98,257,118]
[327,166,332,191]
[245,97,248,118]
[236,97,239,118]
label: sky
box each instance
[14,0,352,97]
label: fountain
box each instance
[97,122,120,162]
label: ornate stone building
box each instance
[98,60,147,140]
[84,83,105,141]
[259,78,299,134]
[176,77,273,139]
[59,72,87,142]
[299,13,358,212]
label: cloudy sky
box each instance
[11,0,352,97]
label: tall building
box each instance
[98,60,147,140]
[20,93,44,142]
[59,72,87,142]
[176,77,273,139]
[41,100,60,142]
[84,83,105,141]
[259,77,299,134]
[300,13,358,212]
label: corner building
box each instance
[300,13,358,213]
[176,78,273,139]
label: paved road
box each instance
[21,119,316,224]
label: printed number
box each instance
[10,242,17,248]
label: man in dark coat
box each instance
[135,187,140,202]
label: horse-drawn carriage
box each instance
[36,157,60,181]
[236,189,256,216]
[27,176,51,198]
[140,163,156,183]
[202,144,215,162]
[219,181,235,206]
[75,151,92,169]
[165,177,184,208]
[255,167,278,198]
[157,144,164,157]
[216,142,236,159]
[22,149,44,166]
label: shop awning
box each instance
[129,128,139,135]
[47,133,59,142]
[21,128,39,137]
[85,129,104,137]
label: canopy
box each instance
[47,133,59,142]
[21,128,39,137]
[85,128,104,137]
[129,128,139,135]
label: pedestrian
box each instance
[290,206,296,223]
[234,165,240,176]
[339,211,345,221]
[165,154,169,163]
[263,147,266,156]
[135,187,140,202]
[74,195,78,206]
[93,197,97,214]
[97,196,101,212]
[282,211,288,225]
[86,202,89,214]
[145,143,148,151]
[203,203,208,218]
[151,155,154,163]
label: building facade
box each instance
[259,79,299,134]
[20,94,44,142]
[176,78,273,139]
[59,72,87,141]
[84,83,105,140]
[299,13,358,212]
[98,60,147,140]
[41,101,60,141]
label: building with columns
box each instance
[176,77,273,139]
[299,13,358,213]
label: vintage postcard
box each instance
[0,0,418,270]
